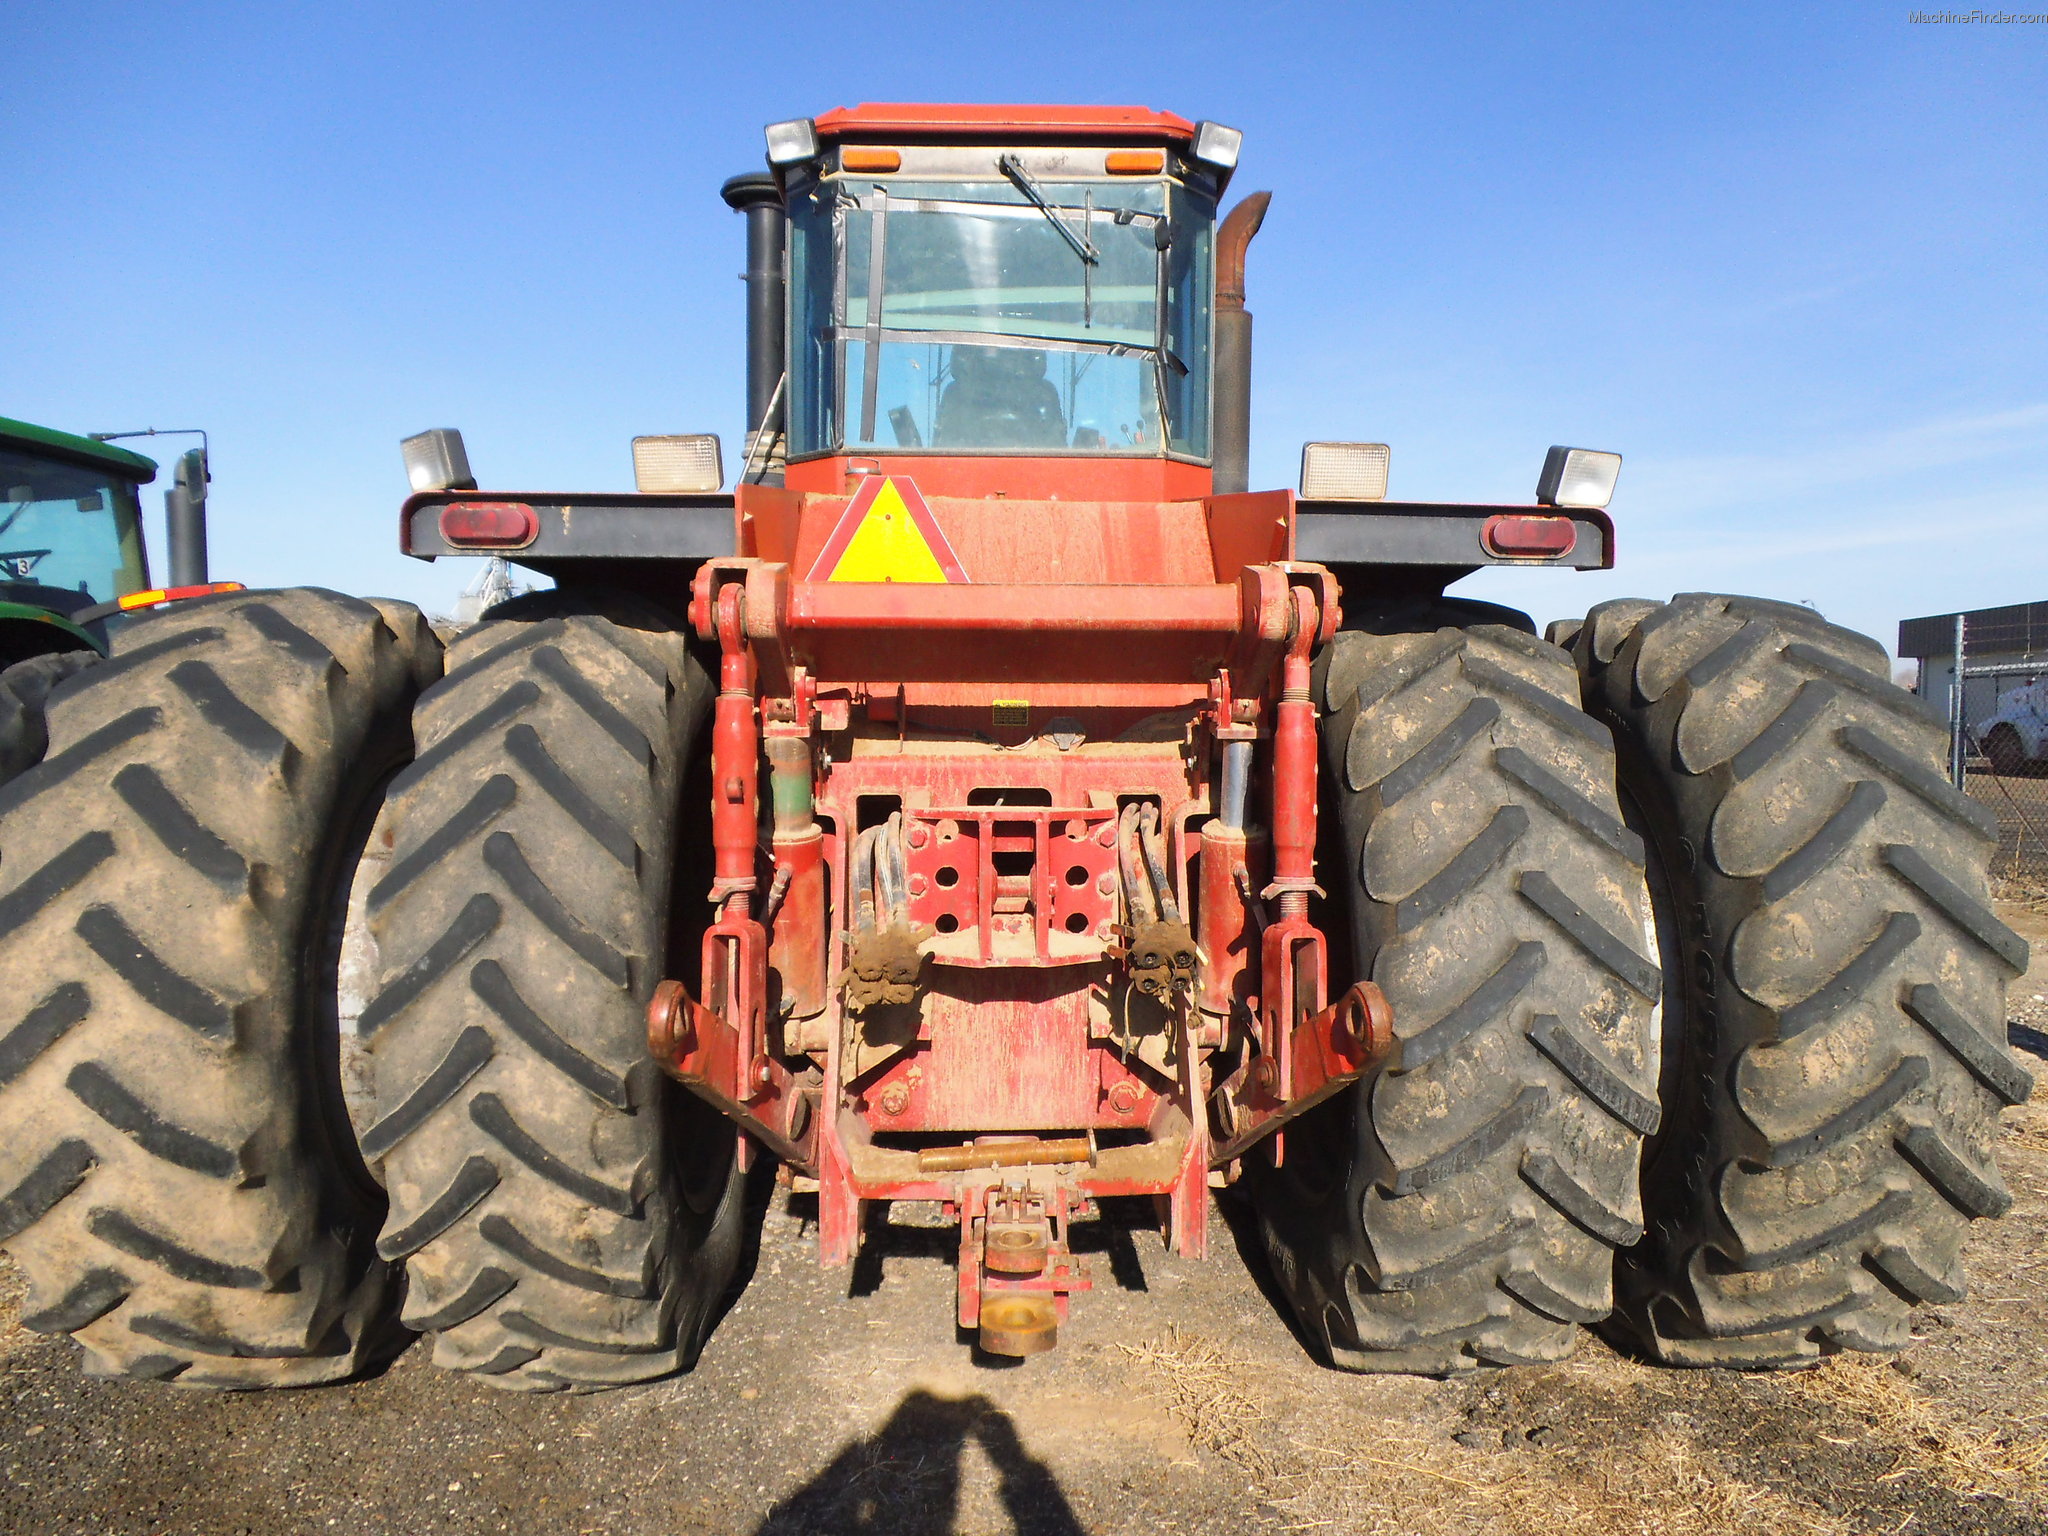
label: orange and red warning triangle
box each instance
[806,475,967,583]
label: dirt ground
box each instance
[5,910,2048,1536]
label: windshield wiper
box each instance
[999,155,1098,266]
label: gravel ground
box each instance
[5,908,2048,1536]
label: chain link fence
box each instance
[1943,615,2048,898]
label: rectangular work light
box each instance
[632,434,724,493]
[401,428,476,493]
[765,118,820,166]
[1299,442,1391,501]
[1536,446,1622,510]
[1191,121,1244,171]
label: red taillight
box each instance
[439,502,537,549]
[1482,514,1577,559]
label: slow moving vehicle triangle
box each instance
[807,474,967,583]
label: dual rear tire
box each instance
[0,587,743,1392]
[1257,594,2030,1372]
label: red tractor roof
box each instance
[812,103,1197,143]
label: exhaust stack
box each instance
[721,172,787,480]
[1212,190,1271,496]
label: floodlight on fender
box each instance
[438,502,537,549]
[401,428,475,493]
[632,434,724,493]
[765,118,821,166]
[1536,446,1621,510]
[1299,442,1390,501]
[1191,121,1243,170]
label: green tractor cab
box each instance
[0,416,158,665]
[0,416,233,781]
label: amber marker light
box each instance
[1105,150,1165,174]
[72,581,247,625]
[121,581,244,610]
[841,148,902,172]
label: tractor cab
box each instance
[0,418,232,668]
[0,417,155,663]
[749,106,1241,501]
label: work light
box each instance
[401,429,475,493]
[765,118,821,166]
[1299,442,1390,501]
[1536,446,1621,510]
[1191,121,1243,171]
[633,434,724,493]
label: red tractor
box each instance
[0,105,2028,1391]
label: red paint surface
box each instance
[784,455,1213,503]
[813,103,1198,142]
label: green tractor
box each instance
[0,416,230,782]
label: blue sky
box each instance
[7,2,2044,653]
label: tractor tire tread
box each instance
[1256,622,1658,1372]
[0,590,437,1385]
[1568,592,2029,1366]
[363,591,742,1391]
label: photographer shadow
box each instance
[753,1388,1085,1536]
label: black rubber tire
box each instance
[1253,623,1660,1372]
[1569,593,2034,1366]
[0,650,101,786]
[360,591,745,1392]
[0,589,440,1385]
[1345,593,1537,638]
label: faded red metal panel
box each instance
[779,495,1218,587]
[868,970,1099,1132]
[783,455,1213,502]
[782,583,1250,688]
[735,483,805,560]
[1202,489,1295,577]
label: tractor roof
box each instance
[0,415,158,483]
[813,103,1196,143]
